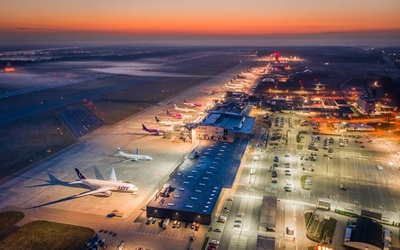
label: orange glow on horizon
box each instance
[1,0,400,37]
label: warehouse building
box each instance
[146,139,248,224]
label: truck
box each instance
[111,209,124,217]
[189,149,200,159]
[159,183,171,197]
[162,218,170,229]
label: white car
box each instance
[117,241,125,250]
[285,180,292,185]
[210,240,220,245]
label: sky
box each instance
[1,0,400,46]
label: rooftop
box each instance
[350,218,383,249]
[147,139,248,215]
[201,113,255,133]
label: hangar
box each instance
[146,139,248,224]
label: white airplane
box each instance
[174,104,196,113]
[116,147,152,162]
[155,116,183,126]
[203,88,218,95]
[225,83,244,90]
[232,78,250,84]
[69,167,138,197]
[226,81,244,87]
[183,100,202,107]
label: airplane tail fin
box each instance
[155,116,160,123]
[184,100,187,103]
[166,110,171,115]
[109,167,117,182]
[117,147,122,152]
[142,124,148,131]
[136,148,139,155]
[75,168,87,180]
[203,88,206,92]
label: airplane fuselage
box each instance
[81,179,138,192]
[118,150,152,161]
[174,105,196,113]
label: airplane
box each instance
[226,81,244,87]
[116,147,152,162]
[225,83,244,90]
[69,167,138,197]
[142,124,163,135]
[203,88,218,95]
[155,116,183,126]
[231,78,250,83]
[174,104,196,113]
[166,110,183,119]
[183,100,202,107]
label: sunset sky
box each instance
[1,0,400,45]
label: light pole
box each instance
[335,193,339,212]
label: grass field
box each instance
[0,220,94,250]
[0,211,25,235]
[0,112,76,180]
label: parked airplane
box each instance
[231,78,250,83]
[203,88,218,95]
[166,110,182,119]
[117,147,152,162]
[174,104,196,113]
[183,100,202,107]
[155,116,183,126]
[142,124,163,135]
[226,81,244,87]
[69,167,138,197]
[225,83,244,90]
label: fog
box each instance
[0,59,202,98]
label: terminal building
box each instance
[357,94,375,114]
[191,103,255,142]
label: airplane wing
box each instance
[120,158,138,163]
[69,180,83,185]
[74,187,115,198]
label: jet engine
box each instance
[103,191,113,197]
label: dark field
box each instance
[0,112,76,180]
[0,220,95,250]
[0,46,248,179]
[0,211,25,235]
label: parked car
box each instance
[284,186,292,192]
[210,240,220,245]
